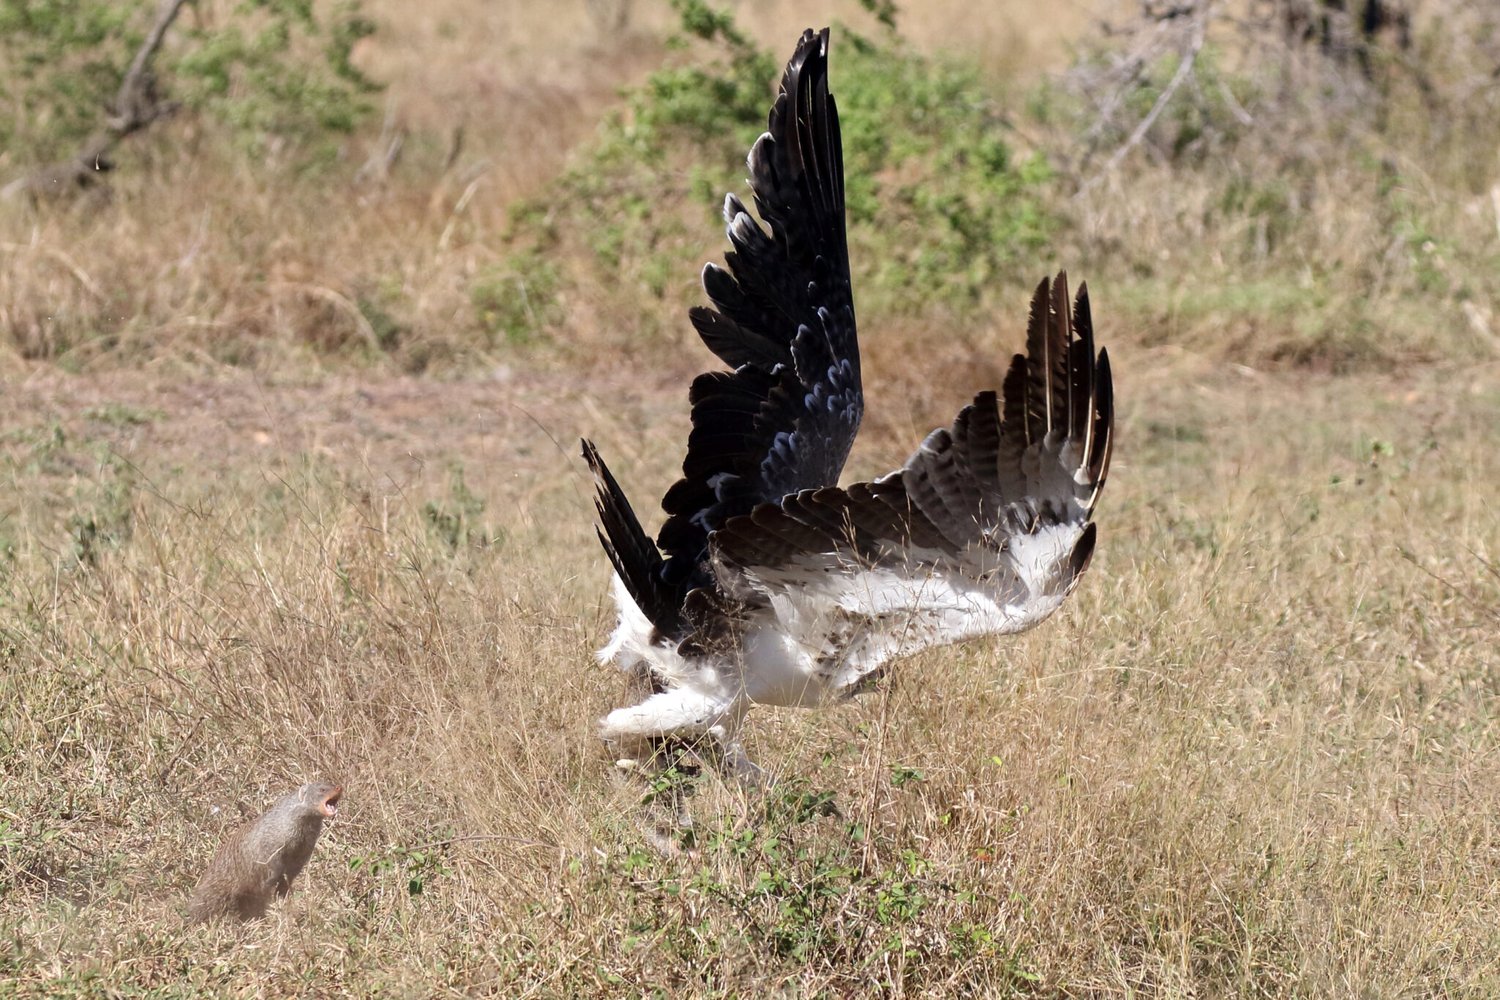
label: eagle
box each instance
[581,28,1113,779]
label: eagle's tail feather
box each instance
[581,438,682,637]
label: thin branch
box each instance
[115,0,191,128]
[407,834,551,852]
[1079,14,1207,195]
[2,0,191,201]
[355,103,407,184]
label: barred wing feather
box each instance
[580,28,1116,779]
[708,274,1112,693]
[656,27,862,590]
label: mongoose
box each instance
[187,782,342,924]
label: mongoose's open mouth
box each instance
[321,786,343,818]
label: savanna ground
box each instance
[2,0,1499,995]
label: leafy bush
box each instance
[471,250,565,348]
[0,1,133,164]
[1049,1,1500,369]
[493,1,1055,354]
[0,0,378,170]
[834,37,1053,315]
[422,464,494,554]
[629,0,777,155]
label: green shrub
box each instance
[471,250,564,348]
[0,0,378,170]
[597,776,1044,989]
[834,38,1053,315]
[495,1,1055,354]
[422,464,493,553]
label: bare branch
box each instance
[2,0,192,202]
[1079,12,1207,194]
[120,0,190,113]
[355,104,407,184]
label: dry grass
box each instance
[0,0,1102,372]
[2,0,1494,373]
[2,337,1498,996]
[2,0,1500,995]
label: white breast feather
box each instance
[597,519,1083,735]
[597,574,747,740]
[733,519,1083,700]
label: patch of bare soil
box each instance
[0,366,689,490]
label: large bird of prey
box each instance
[581,28,1113,778]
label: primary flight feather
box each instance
[581,28,1113,778]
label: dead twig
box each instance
[1079,10,1208,194]
[355,103,407,185]
[0,241,105,300]
[270,281,382,351]
[408,833,551,851]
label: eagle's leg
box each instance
[604,704,767,854]
[717,739,768,787]
[616,740,703,855]
[611,731,766,855]
[603,688,768,793]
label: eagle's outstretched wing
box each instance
[584,28,1116,774]
[585,27,861,645]
[654,27,862,589]
[708,273,1112,689]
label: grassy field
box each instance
[2,0,1499,996]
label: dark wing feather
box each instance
[714,274,1112,602]
[658,26,862,587]
[581,439,683,637]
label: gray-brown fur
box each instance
[187,782,342,924]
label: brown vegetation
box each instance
[1,0,1498,995]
